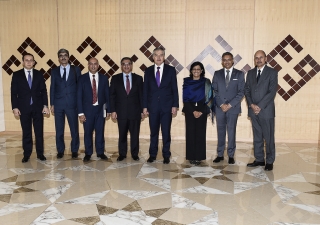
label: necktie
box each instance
[257,69,261,83]
[126,75,130,95]
[27,71,33,105]
[62,68,66,81]
[225,69,230,87]
[156,67,160,87]
[92,75,97,104]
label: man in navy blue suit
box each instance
[77,58,110,162]
[143,47,179,164]
[11,53,50,163]
[50,49,81,159]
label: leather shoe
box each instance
[265,163,273,171]
[83,155,91,162]
[57,153,64,159]
[97,154,108,160]
[72,152,78,159]
[247,161,265,167]
[132,156,139,161]
[37,155,46,161]
[117,155,126,161]
[22,157,29,163]
[163,157,170,164]
[213,156,224,163]
[228,157,235,164]
[147,156,156,163]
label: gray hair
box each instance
[57,48,69,57]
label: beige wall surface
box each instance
[1,0,319,142]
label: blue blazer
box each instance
[77,73,110,116]
[143,64,179,113]
[50,65,81,109]
[212,68,245,114]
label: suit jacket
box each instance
[143,64,179,113]
[11,69,48,113]
[212,68,245,114]
[109,73,143,120]
[50,65,81,109]
[77,73,110,116]
[245,65,278,118]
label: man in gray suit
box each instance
[245,50,278,171]
[212,52,245,164]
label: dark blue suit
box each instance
[212,68,245,158]
[50,65,81,154]
[143,64,179,158]
[77,73,110,156]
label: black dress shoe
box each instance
[189,160,195,164]
[117,155,126,161]
[132,156,139,161]
[247,161,265,167]
[228,157,235,164]
[57,153,64,159]
[265,163,273,171]
[163,157,170,164]
[194,160,201,166]
[97,154,108,160]
[147,156,156,163]
[72,152,78,159]
[83,155,91,162]
[213,156,224,163]
[22,157,29,163]
[37,155,47,161]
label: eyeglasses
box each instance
[59,54,69,58]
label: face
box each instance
[152,50,165,66]
[88,58,99,74]
[121,59,133,74]
[191,65,202,79]
[222,55,234,69]
[22,55,35,70]
[58,52,69,66]
[254,51,267,69]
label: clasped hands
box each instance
[250,104,261,115]
[142,107,178,117]
[220,103,232,112]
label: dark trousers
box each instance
[83,105,105,156]
[250,116,275,164]
[54,107,79,153]
[148,107,172,158]
[19,109,44,157]
[117,119,141,157]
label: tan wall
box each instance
[1,0,319,142]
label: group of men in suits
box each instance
[11,48,277,170]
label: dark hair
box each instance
[57,48,69,57]
[189,61,205,78]
[22,53,34,61]
[222,52,233,59]
[153,47,165,56]
[121,57,133,64]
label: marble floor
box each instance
[0,133,320,225]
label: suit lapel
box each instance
[20,69,30,88]
[159,65,167,88]
[129,74,137,94]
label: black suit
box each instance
[11,68,48,157]
[110,73,143,157]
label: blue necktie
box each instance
[28,71,33,105]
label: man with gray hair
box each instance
[50,48,81,159]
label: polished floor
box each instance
[0,133,320,225]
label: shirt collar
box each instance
[154,63,164,69]
[257,65,266,73]
[60,64,70,69]
[24,68,33,73]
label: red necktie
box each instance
[92,75,97,104]
[126,75,130,95]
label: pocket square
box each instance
[232,79,238,80]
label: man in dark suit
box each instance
[77,58,110,162]
[143,47,179,164]
[212,52,245,164]
[50,49,81,159]
[245,50,278,171]
[110,57,143,161]
[11,53,49,163]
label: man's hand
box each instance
[221,104,232,112]
[111,112,117,120]
[13,108,21,117]
[172,107,177,116]
[106,113,111,119]
[141,113,145,119]
[143,108,149,116]
[79,115,86,122]
[50,105,54,115]
[42,107,50,115]
[251,104,261,115]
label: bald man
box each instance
[77,58,111,162]
[245,50,278,171]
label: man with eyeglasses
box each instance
[11,53,50,163]
[212,52,245,165]
[109,57,143,161]
[50,49,81,159]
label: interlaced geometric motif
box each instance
[267,35,320,101]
